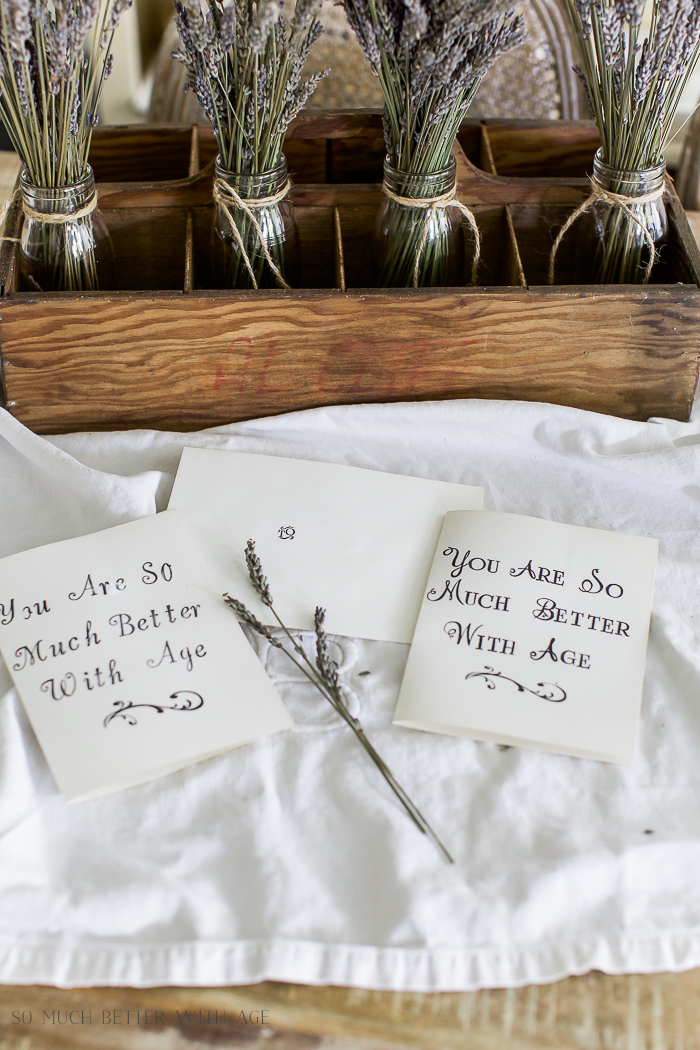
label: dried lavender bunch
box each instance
[224,539,454,864]
[342,0,524,287]
[553,0,700,285]
[0,0,132,185]
[566,0,700,170]
[172,0,329,173]
[343,0,527,174]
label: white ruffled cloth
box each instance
[2,397,700,991]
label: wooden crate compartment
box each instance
[187,118,524,292]
[191,196,520,292]
[106,206,189,291]
[509,198,693,287]
[288,114,483,185]
[191,201,343,291]
[473,119,601,177]
[89,124,195,183]
[0,113,698,434]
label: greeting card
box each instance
[0,511,293,800]
[394,511,658,763]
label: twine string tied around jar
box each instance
[381,182,481,287]
[0,187,98,243]
[212,177,292,290]
[548,178,665,285]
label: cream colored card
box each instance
[168,448,484,643]
[394,511,658,763]
[0,510,293,801]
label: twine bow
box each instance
[0,187,98,244]
[212,177,292,290]
[548,178,665,285]
[382,182,481,287]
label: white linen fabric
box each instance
[1,398,700,991]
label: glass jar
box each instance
[18,166,115,292]
[210,155,300,289]
[375,157,465,288]
[573,150,667,285]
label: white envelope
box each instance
[168,448,484,643]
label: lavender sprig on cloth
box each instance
[225,539,454,865]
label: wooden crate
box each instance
[1,113,699,434]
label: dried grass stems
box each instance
[173,0,328,174]
[225,539,454,865]
[0,0,132,186]
[343,0,525,287]
[567,0,700,171]
[554,0,700,284]
[343,0,527,174]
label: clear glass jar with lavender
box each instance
[18,166,115,293]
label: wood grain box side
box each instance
[2,288,698,433]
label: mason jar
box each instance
[210,155,300,289]
[375,156,466,288]
[573,150,667,285]
[19,166,114,292]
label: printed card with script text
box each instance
[394,511,658,763]
[0,511,293,800]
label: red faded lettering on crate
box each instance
[213,339,288,398]
[315,341,363,396]
[213,337,254,392]
[253,340,286,395]
[213,364,230,391]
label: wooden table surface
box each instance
[1,150,699,1049]
[3,971,700,1049]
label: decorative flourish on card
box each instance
[104,690,204,727]
[278,526,295,540]
[464,667,566,703]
